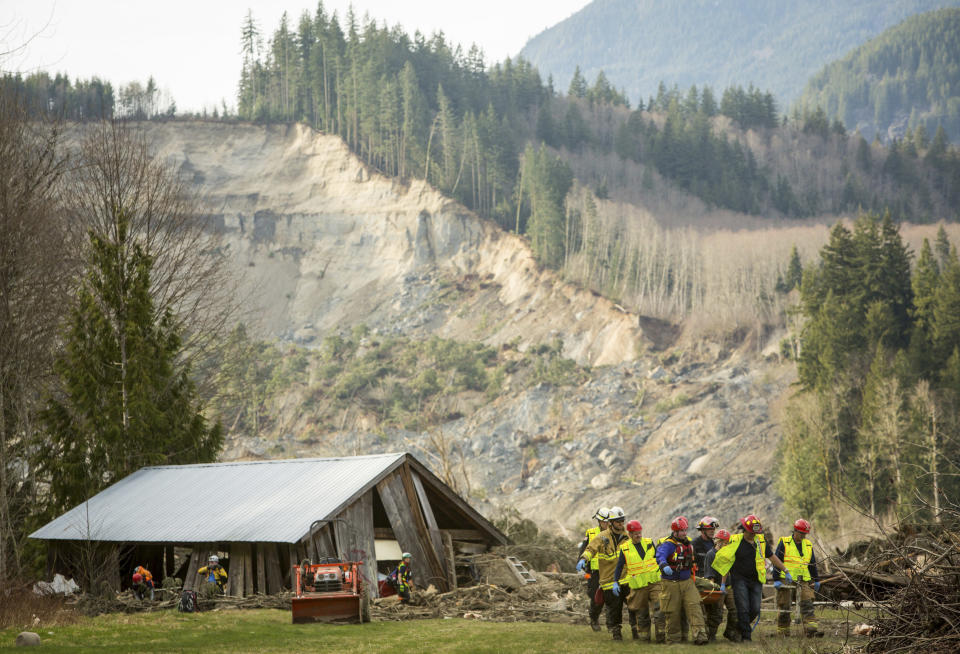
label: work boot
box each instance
[805,627,825,638]
[612,627,623,641]
[707,627,717,642]
[693,632,709,646]
[655,632,666,644]
[631,626,640,640]
[590,618,601,632]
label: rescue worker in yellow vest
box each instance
[773,519,823,637]
[577,506,628,640]
[655,516,708,645]
[711,514,791,642]
[702,528,741,642]
[612,520,665,642]
[577,507,609,631]
[692,515,723,641]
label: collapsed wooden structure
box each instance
[31,453,507,597]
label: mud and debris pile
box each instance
[371,570,588,623]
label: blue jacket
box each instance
[656,538,693,581]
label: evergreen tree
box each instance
[568,66,587,99]
[40,211,221,515]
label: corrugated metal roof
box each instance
[30,453,406,543]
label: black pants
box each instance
[603,589,625,634]
[587,573,602,623]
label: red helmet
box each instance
[740,514,763,533]
[714,529,731,542]
[697,516,719,530]
[132,573,143,583]
[794,519,811,534]
[671,516,689,532]
[626,520,642,533]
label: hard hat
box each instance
[608,506,626,521]
[714,529,731,542]
[132,573,143,583]
[208,554,219,563]
[402,552,412,559]
[697,516,719,530]
[793,519,811,534]
[594,507,610,521]
[626,520,642,533]
[740,514,763,534]
[671,516,689,532]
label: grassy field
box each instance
[0,608,868,653]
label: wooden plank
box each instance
[182,544,202,592]
[400,463,448,591]
[264,543,284,594]
[243,546,254,597]
[287,545,298,589]
[439,529,485,541]
[374,527,395,539]
[412,470,447,581]
[443,531,457,591]
[309,523,336,560]
[377,469,446,592]
[334,491,379,598]
[255,544,266,595]
[227,543,248,597]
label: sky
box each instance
[2,0,591,113]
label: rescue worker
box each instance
[773,519,823,637]
[577,506,629,640]
[612,520,664,642]
[702,528,741,642]
[692,516,723,641]
[711,514,792,642]
[392,552,414,603]
[656,516,708,645]
[197,554,228,593]
[131,564,154,600]
[577,507,610,631]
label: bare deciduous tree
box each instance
[0,88,73,582]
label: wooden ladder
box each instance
[505,556,537,584]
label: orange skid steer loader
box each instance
[291,560,371,624]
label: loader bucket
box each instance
[291,593,361,624]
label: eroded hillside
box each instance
[142,121,795,535]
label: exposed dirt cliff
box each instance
[140,121,794,536]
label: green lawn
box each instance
[0,608,866,653]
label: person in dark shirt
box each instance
[577,507,609,631]
[702,529,740,642]
[692,516,722,641]
[711,514,791,641]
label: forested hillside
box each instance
[518,0,960,109]
[798,8,960,143]
[778,216,960,528]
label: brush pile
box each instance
[371,572,587,623]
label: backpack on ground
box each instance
[177,589,197,613]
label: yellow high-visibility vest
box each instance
[620,537,660,589]
[711,533,767,583]
[779,536,813,581]
[585,526,601,571]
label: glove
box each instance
[612,581,621,597]
[719,582,726,594]
[814,581,821,592]
[785,572,794,583]
[774,580,782,589]
[662,566,673,576]
[576,559,586,573]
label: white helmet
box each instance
[208,555,219,563]
[594,507,611,521]
[608,506,626,521]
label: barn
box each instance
[30,452,508,596]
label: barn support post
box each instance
[263,543,284,594]
[376,467,447,592]
[411,470,448,581]
[255,543,266,594]
[334,492,378,597]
